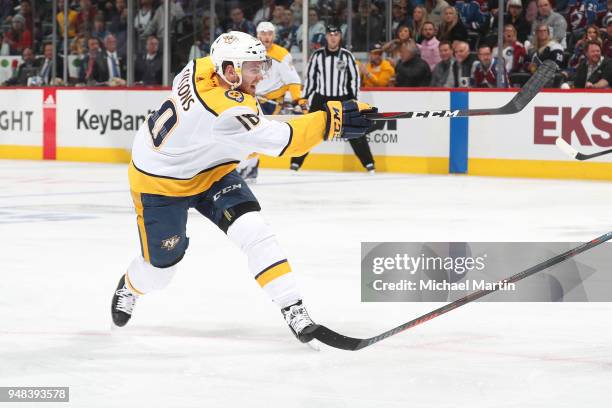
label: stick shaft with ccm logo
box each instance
[311,230,612,351]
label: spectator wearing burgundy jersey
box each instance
[471,44,509,87]
[493,24,527,72]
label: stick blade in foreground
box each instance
[501,60,557,114]
[555,137,579,159]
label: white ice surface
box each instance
[1,160,611,407]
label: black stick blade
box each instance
[502,59,557,114]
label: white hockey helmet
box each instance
[210,31,270,89]
[256,21,275,33]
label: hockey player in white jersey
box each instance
[236,21,307,182]
[111,31,376,344]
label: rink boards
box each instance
[0,87,610,180]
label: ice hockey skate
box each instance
[281,300,319,343]
[111,275,139,327]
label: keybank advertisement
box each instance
[55,90,167,149]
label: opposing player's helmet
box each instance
[210,31,270,89]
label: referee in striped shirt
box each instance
[290,25,375,173]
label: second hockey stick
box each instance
[364,60,557,120]
[555,137,612,161]
[311,230,612,351]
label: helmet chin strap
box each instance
[218,62,243,90]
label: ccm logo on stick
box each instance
[533,106,612,147]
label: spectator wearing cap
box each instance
[493,24,527,73]
[572,40,611,87]
[294,24,375,173]
[529,0,567,45]
[5,14,32,55]
[430,40,455,86]
[359,43,395,87]
[395,41,432,86]
[471,44,509,87]
[418,21,441,69]
[228,6,256,36]
[490,0,531,43]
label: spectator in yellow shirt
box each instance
[57,0,78,39]
[359,43,395,87]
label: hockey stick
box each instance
[311,230,612,351]
[555,137,612,161]
[269,60,556,123]
[364,60,557,120]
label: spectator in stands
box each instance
[383,25,415,66]
[359,42,395,87]
[277,7,299,51]
[57,0,78,40]
[271,5,285,31]
[1,0,13,23]
[135,0,154,51]
[451,40,477,86]
[290,0,303,22]
[395,41,432,86]
[438,6,469,43]
[604,16,612,58]
[253,0,275,27]
[76,0,98,35]
[493,24,527,73]
[78,37,106,84]
[91,13,108,40]
[37,42,63,85]
[527,23,565,71]
[135,35,163,85]
[566,0,607,34]
[143,0,184,40]
[391,2,410,32]
[412,6,429,43]
[295,8,326,51]
[430,40,455,86]
[572,40,611,87]
[5,14,32,55]
[454,0,488,33]
[530,0,568,45]
[418,21,441,69]
[352,0,384,51]
[19,0,34,33]
[0,32,10,56]
[109,0,127,34]
[2,47,38,86]
[228,6,256,36]
[192,11,223,57]
[70,34,87,58]
[471,44,509,87]
[425,0,451,27]
[490,0,531,43]
[568,24,602,71]
[103,34,125,84]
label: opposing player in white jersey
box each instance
[236,21,307,182]
[111,31,376,344]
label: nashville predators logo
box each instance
[161,235,181,251]
[225,89,245,103]
[223,34,238,44]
